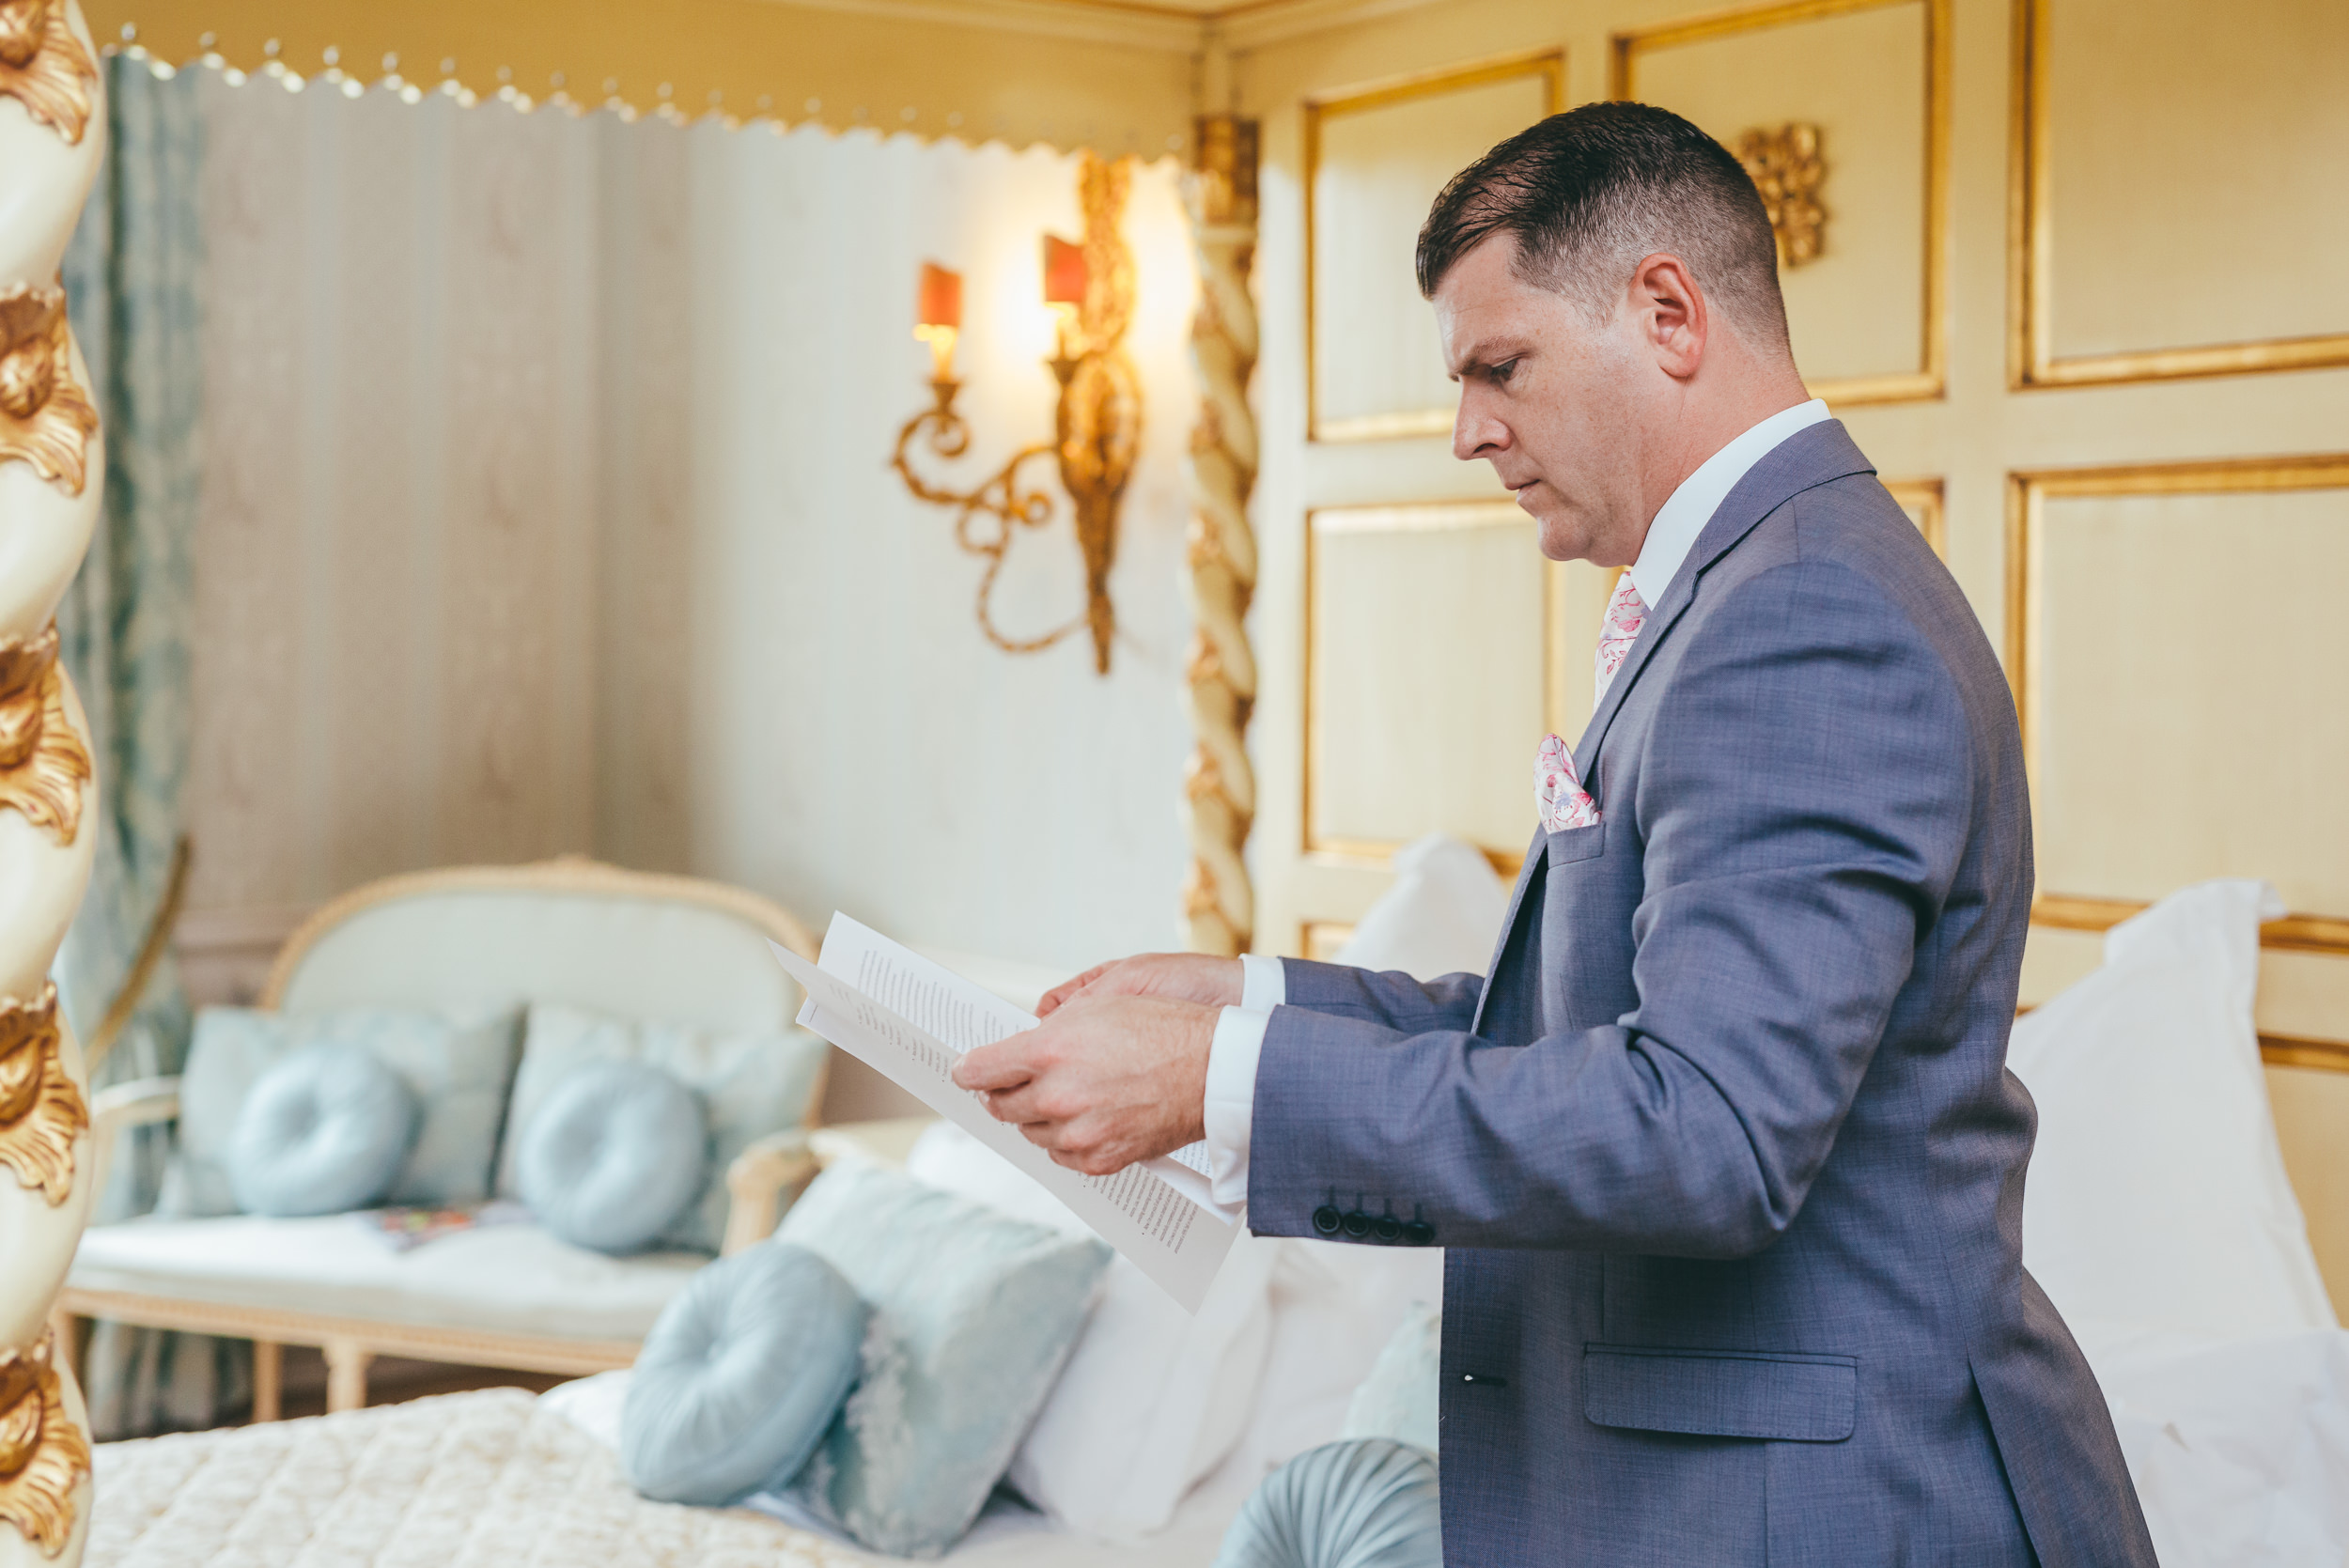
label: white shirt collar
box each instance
[1625,398,1831,611]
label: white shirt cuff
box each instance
[1238,952,1287,1012]
[1204,1002,1271,1209]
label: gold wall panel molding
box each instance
[0,0,98,146]
[1300,920,1351,960]
[1612,0,1950,407]
[0,626,88,846]
[0,286,98,498]
[0,1332,86,1557]
[1734,121,1826,267]
[1302,498,1567,873]
[1182,113,1262,956]
[2008,453,2349,981]
[2006,0,2349,390]
[1304,49,1564,444]
[0,986,86,1208]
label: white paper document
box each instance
[770,913,1240,1312]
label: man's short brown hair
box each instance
[1417,101,1790,352]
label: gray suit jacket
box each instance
[1250,423,2156,1565]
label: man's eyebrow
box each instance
[1448,338,1530,380]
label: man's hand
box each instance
[951,995,1216,1176]
[1035,952,1243,1017]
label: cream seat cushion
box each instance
[70,1217,704,1342]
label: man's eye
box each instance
[1490,360,1520,384]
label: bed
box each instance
[70,860,2349,1568]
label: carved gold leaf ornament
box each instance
[0,626,88,845]
[0,286,99,496]
[0,0,97,147]
[0,985,86,1206]
[0,1333,88,1556]
[1735,122,1827,268]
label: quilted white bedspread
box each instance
[86,1389,877,1568]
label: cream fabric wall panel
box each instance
[1306,505,1548,859]
[2044,0,2349,364]
[1309,59,1560,441]
[1620,0,1937,395]
[2022,480,2349,914]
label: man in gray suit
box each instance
[957,103,2156,1564]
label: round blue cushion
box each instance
[621,1241,870,1506]
[1213,1439,1441,1568]
[226,1043,419,1218]
[518,1058,707,1254]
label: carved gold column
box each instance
[1180,114,1259,956]
[0,1,106,1561]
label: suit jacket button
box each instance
[1312,1205,1343,1235]
[1404,1220,1435,1246]
[1373,1216,1402,1243]
[1341,1210,1372,1239]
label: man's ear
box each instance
[1630,252,1707,381]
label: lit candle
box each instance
[914,261,961,380]
[1042,235,1086,360]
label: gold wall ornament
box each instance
[0,986,84,1207]
[0,1333,87,1556]
[0,286,100,497]
[0,0,97,147]
[1180,112,1260,955]
[1735,122,1827,267]
[890,151,1143,675]
[0,626,89,845]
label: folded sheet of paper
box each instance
[770,913,1241,1312]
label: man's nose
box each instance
[1453,393,1508,462]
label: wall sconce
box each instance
[892,153,1142,675]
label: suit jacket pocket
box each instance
[1544,819,1607,866]
[1583,1344,1856,1442]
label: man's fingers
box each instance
[1036,964,1110,1017]
[952,1037,1038,1094]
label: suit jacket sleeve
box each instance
[1247,557,1975,1257]
[1277,958,1485,1035]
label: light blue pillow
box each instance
[777,1161,1112,1558]
[517,1059,707,1254]
[163,1005,521,1218]
[621,1241,869,1506]
[1341,1303,1441,1454]
[226,1044,420,1218]
[1213,1439,1441,1568]
[496,1002,831,1253]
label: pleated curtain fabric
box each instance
[54,49,228,1437]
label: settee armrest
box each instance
[720,1128,818,1255]
[806,1117,938,1174]
[86,1076,182,1215]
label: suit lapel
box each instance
[1571,420,1876,786]
[1470,826,1547,1037]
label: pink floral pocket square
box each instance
[1535,733,1600,831]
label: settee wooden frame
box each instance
[51,858,824,1419]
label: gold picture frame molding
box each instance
[1301,499,1568,873]
[2005,0,2349,390]
[1304,49,1567,445]
[2006,453,2349,1028]
[1610,0,1951,409]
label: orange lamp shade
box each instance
[1042,235,1088,306]
[917,263,962,330]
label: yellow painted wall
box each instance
[82,0,1200,153]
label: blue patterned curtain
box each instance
[54,50,233,1438]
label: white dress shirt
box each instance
[1199,399,1834,1209]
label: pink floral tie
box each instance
[1533,575,1650,831]
[1594,572,1648,702]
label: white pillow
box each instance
[1331,833,1508,980]
[2007,879,2337,1339]
[903,1122,1279,1541]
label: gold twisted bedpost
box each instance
[1180,111,1260,956]
[0,1,106,1560]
